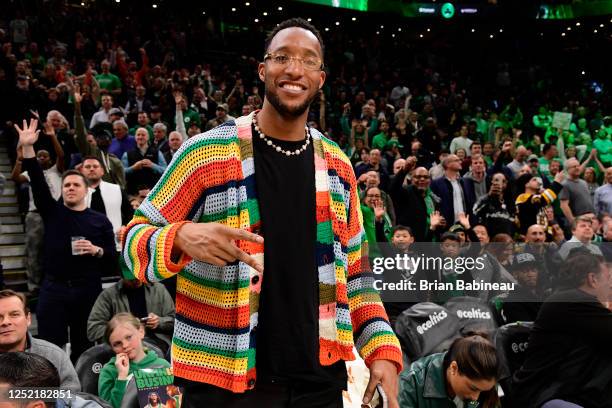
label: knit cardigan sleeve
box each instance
[344,157,404,373]
[120,131,228,282]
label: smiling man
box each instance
[13,119,116,362]
[121,18,402,408]
[0,290,80,392]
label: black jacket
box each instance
[512,289,612,407]
[389,169,440,242]
[429,176,476,227]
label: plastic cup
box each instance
[71,236,86,255]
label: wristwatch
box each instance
[95,247,104,258]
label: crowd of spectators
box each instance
[0,2,611,408]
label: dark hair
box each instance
[0,352,60,408]
[363,185,381,198]
[560,252,605,288]
[148,392,160,404]
[443,333,499,407]
[264,18,325,58]
[61,169,89,186]
[392,225,413,236]
[441,232,460,242]
[542,143,555,154]
[0,289,29,314]
[81,155,105,169]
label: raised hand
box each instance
[404,156,418,172]
[458,212,470,229]
[374,200,386,220]
[430,211,444,230]
[489,183,501,196]
[43,120,55,136]
[502,140,513,154]
[73,83,83,104]
[173,91,183,106]
[14,119,40,147]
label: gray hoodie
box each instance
[464,171,487,201]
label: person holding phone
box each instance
[472,172,516,237]
[399,333,500,408]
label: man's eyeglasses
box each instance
[263,52,323,71]
[413,175,430,180]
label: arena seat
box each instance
[142,338,165,359]
[74,344,115,395]
[493,321,533,398]
[489,292,511,326]
[394,302,461,361]
[445,296,498,334]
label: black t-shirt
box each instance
[252,126,347,388]
[125,285,148,319]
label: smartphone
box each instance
[139,317,150,323]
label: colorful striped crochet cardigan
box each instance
[122,111,403,393]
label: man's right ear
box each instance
[258,63,265,82]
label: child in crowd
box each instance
[98,313,171,408]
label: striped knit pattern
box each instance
[122,111,403,393]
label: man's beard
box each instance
[265,86,317,119]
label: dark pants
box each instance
[181,381,344,408]
[37,279,101,363]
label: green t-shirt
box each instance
[593,137,612,164]
[96,73,122,91]
[371,132,389,151]
[538,157,552,181]
[533,114,552,131]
